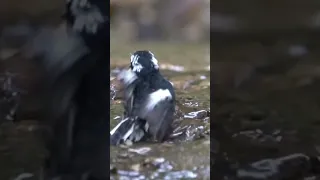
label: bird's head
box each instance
[130,50,159,77]
[63,0,109,49]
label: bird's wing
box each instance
[110,117,133,145]
[117,69,139,117]
[141,101,174,142]
[123,81,137,117]
[110,116,147,145]
[138,89,175,141]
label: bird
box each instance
[110,50,176,146]
[24,0,110,179]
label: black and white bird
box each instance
[25,0,110,179]
[110,51,176,145]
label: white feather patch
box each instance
[110,117,130,135]
[130,54,143,72]
[69,0,105,34]
[110,118,146,144]
[146,89,172,111]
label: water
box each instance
[109,42,210,179]
[211,42,320,179]
[2,31,320,180]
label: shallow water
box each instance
[0,28,210,180]
[109,42,210,179]
[3,31,320,180]
[211,42,320,179]
[109,66,210,179]
[110,140,210,179]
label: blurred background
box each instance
[110,0,210,179]
[110,0,210,42]
[109,0,210,68]
[211,1,320,179]
[0,1,64,179]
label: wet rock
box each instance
[172,120,208,142]
[287,44,308,57]
[169,130,184,139]
[117,170,141,178]
[128,147,151,155]
[304,176,318,180]
[184,110,209,119]
[233,128,284,144]
[236,154,319,180]
[13,173,33,180]
[182,100,199,108]
[185,125,207,141]
[144,157,165,167]
[144,157,173,173]
[163,170,198,179]
[272,129,281,136]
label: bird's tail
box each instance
[110,117,146,145]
